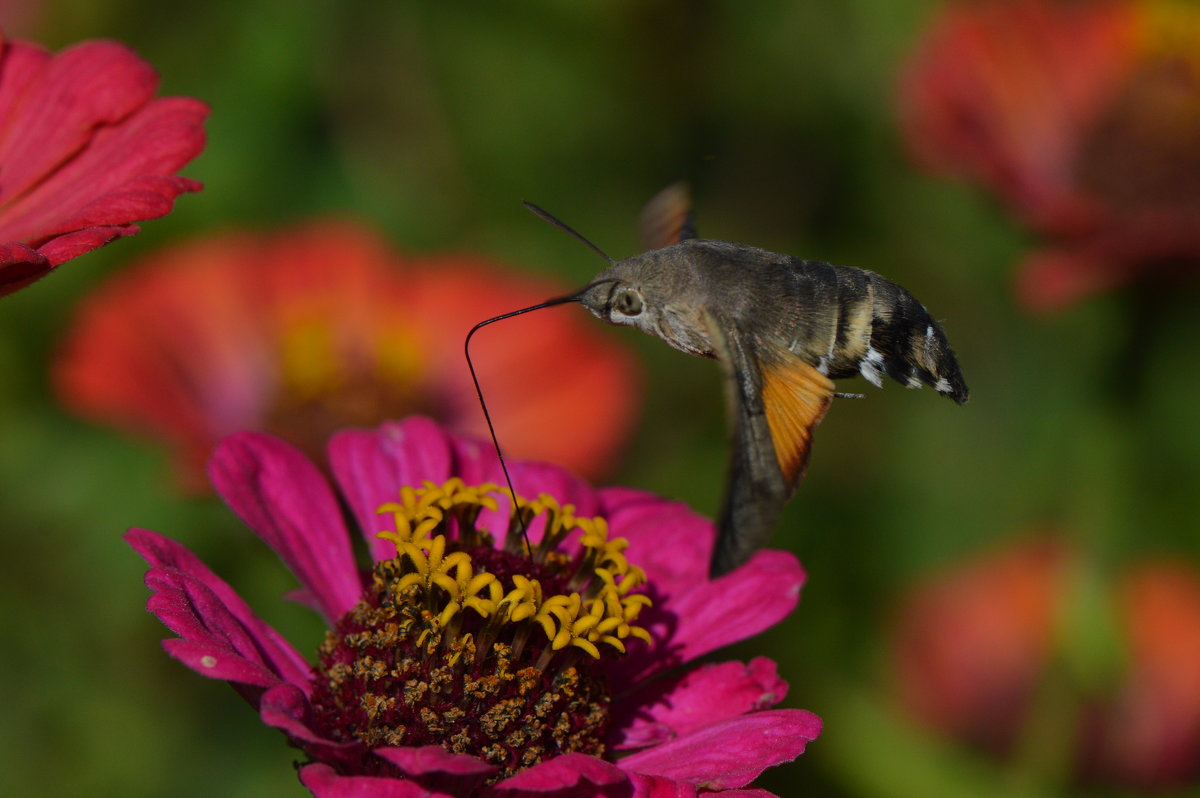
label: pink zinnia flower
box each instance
[898,0,1200,311]
[0,34,207,297]
[129,417,819,795]
[55,221,639,489]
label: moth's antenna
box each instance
[465,292,582,555]
[523,201,615,264]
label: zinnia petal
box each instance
[128,528,311,690]
[609,523,806,686]
[374,746,496,795]
[617,710,822,790]
[300,763,457,798]
[600,487,711,594]
[0,40,157,203]
[0,37,206,296]
[615,658,789,749]
[329,419,455,561]
[492,752,628,793]
[208,432,362,622]
[8,98,206,243]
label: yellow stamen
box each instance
[367,478,651,671]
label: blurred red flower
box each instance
[892,540,1200,791]
[54,220,641,489]
[891,540,1067,755]
[899,0,1200,311]
[0,35,206,297]
[1080,561,1200,789]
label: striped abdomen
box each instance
[786,260,968,404]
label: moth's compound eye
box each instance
[614,289,644,317]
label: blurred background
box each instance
[3,0,1199,796]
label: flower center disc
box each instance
[308,479,652,780]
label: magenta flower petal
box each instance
[491,752,627,793]
[373,746,496,795]
[330,418,602,557]
[209,432,362,623]
[158,636,280,688]
[624,772,701,796]
[463,447,600,514]
[257,682,320,739]
[505,461,600,518]
[132,533,312,695]
[145,572,290,690]
[613,532,804,685]
[375,745,497,778]
[258,682,345,749]
[618,710,822,790]
[0,241,49,291]
[299,763,456,798]
[329,419,454,561]
[126,527,312,688]
[256,683,370,776]
[615,658,789,750]
[473,457,602,549]
[660,550,803,657]
[600,487,711,593]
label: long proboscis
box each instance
[464,292,583,554]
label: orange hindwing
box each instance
[760,356,835,485]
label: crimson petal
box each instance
[1,97,207,246]
[0,38,206,296]
[0,40,156,204]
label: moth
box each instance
[468,185,968,578]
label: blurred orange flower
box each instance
[1080,561,1200,789]
[899,0,1200,311]
[891,540,1200,791]
[54,220,640,489]
[891,540,1068,755]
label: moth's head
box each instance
[576,254,672,332]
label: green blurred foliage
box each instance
[2,1,1199,796]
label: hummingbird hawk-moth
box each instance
[467,185,968,578]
